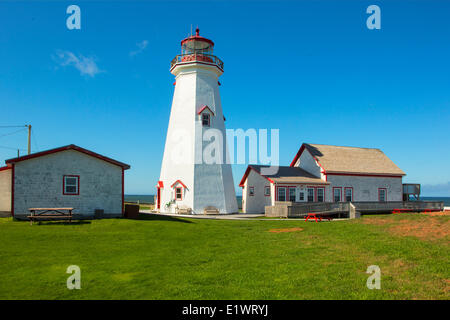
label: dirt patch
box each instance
[390,219,449,240]
[361,218,392,225]
[362,216,449,241]
[268,227,303,233]
[421,211,450,217]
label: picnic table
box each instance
[28,208,74,225]
[305,213,333,222]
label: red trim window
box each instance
[264,186,270,197]
[333,187,342,202]
[63,175,79,195]
[317,187,325,202]
[175,187,182,200]
[288,187,296,202]
[202,113,210,126]
[344,187,353,202]
[277,187,286,201]
[249,186,255,196]
[378,188,387,202]
[307,187,314,202]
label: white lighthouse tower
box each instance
[155,28,238,214]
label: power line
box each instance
[0,144,26,151]
[0,128,27,139]
[0,125,28,128]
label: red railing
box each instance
[170,53,224,70]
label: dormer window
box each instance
[202,113,210,126]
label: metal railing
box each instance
[170,53,224,70]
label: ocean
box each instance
[125,195,449,208]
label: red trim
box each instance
[378,188,387,202]
[5,144,130,170]
[326,172,404,178]
[173,81,176,85]
[156,181,164,188]
[290,144,306,167]
[332,187,342,202]
[63,175,80,196]
[175,187,183,201]
[181,33,215,47]
[239,165,275,187]
[344,187,354,202]
[197,105,215,116]
[11,164,14,217]
[0,166,11,172]
[306,185,326,202]
[171,179,187,189]
[170,60,223,73]
[122,168,125,215]
[156,187,161,209]
[264,186,271,197]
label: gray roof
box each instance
[250,165,328,185]
[303,143,405,176]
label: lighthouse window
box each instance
[175,187,182,200]
[202,113,210,126]
[249,187,255,196]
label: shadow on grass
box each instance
[136,213,193,223]
[31,220,92,226]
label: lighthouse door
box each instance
[157,188,161,210]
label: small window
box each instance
[289,188,296,202]
[379,188,387,202]
[277,187,286,201]
[333,187,342,202]
[63,175,79,195]
[317,188,325,202]
[345,188,353,202]
[307,188,314,202]
[299,191,305,201]
[175,187,182,200]
[264,186,270,196]
[202,113,210,126]
[249,187,255,196]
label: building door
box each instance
[157,188,161,209]
[298,189,307,202]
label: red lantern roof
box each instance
[181,27,214,49]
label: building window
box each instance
[299,191,305,201]
[175,187,182,200]
[264,186,270,196]
[379,188,387,202]
[277,187,286,201]
[317,188,325,202]
[345,188,353,202]
[202,113,210,126]
[63,175,79,195]
[289,188,296,202]
[249,187,255,196]
[333,187,342,202]
[307,188,314,202]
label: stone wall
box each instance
[13,150,123,217]
[0,168,12,212]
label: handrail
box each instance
[170,53,224,70]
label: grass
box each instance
[0,213,448,300]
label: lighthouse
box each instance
[155,28,238,214]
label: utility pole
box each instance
[27,124,31,155]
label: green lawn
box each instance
[0,213,448,300]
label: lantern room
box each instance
[170,28,224,71]
[181,28,214,55]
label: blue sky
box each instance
[0,0,449,196]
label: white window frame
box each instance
[63,175,79,195]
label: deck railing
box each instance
[265,201,444,218]
[170,53,224,70]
